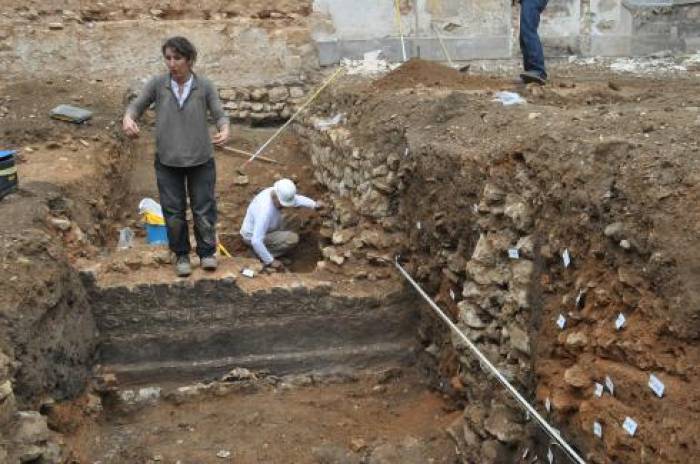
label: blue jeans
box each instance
[520,0,548,78]
[155,157,217,258]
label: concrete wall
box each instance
[311,0,700,64]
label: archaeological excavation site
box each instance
[1,1,699,463]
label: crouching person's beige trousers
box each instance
[243,230,299,258]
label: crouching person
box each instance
[240,179,322,270]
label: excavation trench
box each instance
[2,61,700,464]
[0,111,457,462]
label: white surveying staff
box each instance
[394,0,408,62]
[394,257,586,464]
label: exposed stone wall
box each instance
[218,84,309,125]
[295,93,539,463]
[452,186,537,462]
[294,117,407,271]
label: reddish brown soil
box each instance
[374,59,512,91]
[62,371,459,464]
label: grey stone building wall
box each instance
[311,0,700,64]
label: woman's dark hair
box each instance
[162,36,197,63]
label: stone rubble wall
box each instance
[453,185,537,462]
[295,113,538,463]
[294,116,407,274]
[218,84,309,125]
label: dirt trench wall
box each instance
[0,135,136,463]
[0,203,97,463]
[296,74,700,463]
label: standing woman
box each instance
[123,37,229,277]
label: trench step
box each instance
[101,342,413,384]
[82,260,419,384]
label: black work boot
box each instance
[519,70,547,85]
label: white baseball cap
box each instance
[273,178,296,207]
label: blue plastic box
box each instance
[0,150,18,200]
[145,224,168,245]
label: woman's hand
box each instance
[212,125,230,146]
[122,115,140,138]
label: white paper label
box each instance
[449,289,455,301]
[605,376,614,396]
[508,248,520,259]
[241,268,255,278]
[562,249,571,268]
[648,374,665,398]
[404,147,409,157]
[556,314,566,330]
[545,397,551,412]
[615,313,626,330]
[593,421,603,438]
[547,447,554,464]
[623,417,637,436]
[594,382,604,398]
[416,221,422,230]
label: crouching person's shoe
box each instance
[174,254,192,277]
[200,254,218,271]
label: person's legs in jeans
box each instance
[186,158,217,258]
[520,0,548,79]
[155,158,190,256]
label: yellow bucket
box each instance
[142,212,166,226]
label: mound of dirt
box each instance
[374,59,511,91]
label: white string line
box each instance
[394,257,586,464]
